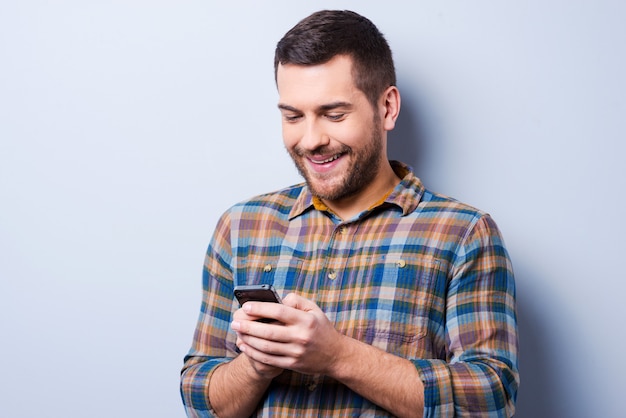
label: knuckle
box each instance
[296,331,313,347]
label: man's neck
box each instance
[320,162,401,221]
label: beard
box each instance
[286,118,384,202]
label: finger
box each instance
[239,339,300,372]
[242,301,291,323]
[233,307,265,322]
[232,318,291,343]
[240,342,275,366]
[238,332,287,356]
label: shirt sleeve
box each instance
[413,214,519,417]
[180,211,239,417]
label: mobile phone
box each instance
[234,284,283,306]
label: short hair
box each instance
[274,10,396,107]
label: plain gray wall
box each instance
[1,1,624,417]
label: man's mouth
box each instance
[309,153,343,164]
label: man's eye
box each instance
[326,114,345,121]
[284,114,302,122]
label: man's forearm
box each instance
[208,355,274,418]
[329,334,425,418]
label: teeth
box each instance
[312,154,340,164]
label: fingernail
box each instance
[232,321,240,330]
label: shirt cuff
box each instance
[182,358,232,417]
[412,359,454,418]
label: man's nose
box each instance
[299,120,330,151]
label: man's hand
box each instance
[232,293,344,376]
[231,293,424,417]
[231,305,285,379]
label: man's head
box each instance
[275,11,401,217]
[274,10,396,108]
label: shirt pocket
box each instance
[236,255,309,296]
[339,255,442,359]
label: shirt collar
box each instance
[288,160,425,220]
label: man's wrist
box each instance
[325,333,360,381]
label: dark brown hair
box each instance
[274,10,396,107]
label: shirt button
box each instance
[396,259,406,268]
[340,226,348,235]
[263,264,273,273]
[328,270,337,280]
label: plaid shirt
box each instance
[181,161,519,417]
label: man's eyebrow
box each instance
[318,101,352,112]
[277,104,300,112]
[277,102,353,112]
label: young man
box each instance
[181,10,519,417]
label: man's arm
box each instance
[181,210,280,418]
[205,345,280,417]
[415,214,519,416]
[181,208,294,418]
[328,330,426,417]
[182,320,283,418]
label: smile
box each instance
[309,153,343,164]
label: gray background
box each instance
[1,1,624,417]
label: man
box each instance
[181,10,519,417]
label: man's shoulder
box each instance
[418,187,488,222]
[393,163,488,223]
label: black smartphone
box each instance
[234,284,283,306]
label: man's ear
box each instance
[380,86,401,131]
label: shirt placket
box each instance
[303,222,354,394]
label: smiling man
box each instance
[278,54,400,220]
[181,10,519,418]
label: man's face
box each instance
[277,55,387,203]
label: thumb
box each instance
[282,293,318,312]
